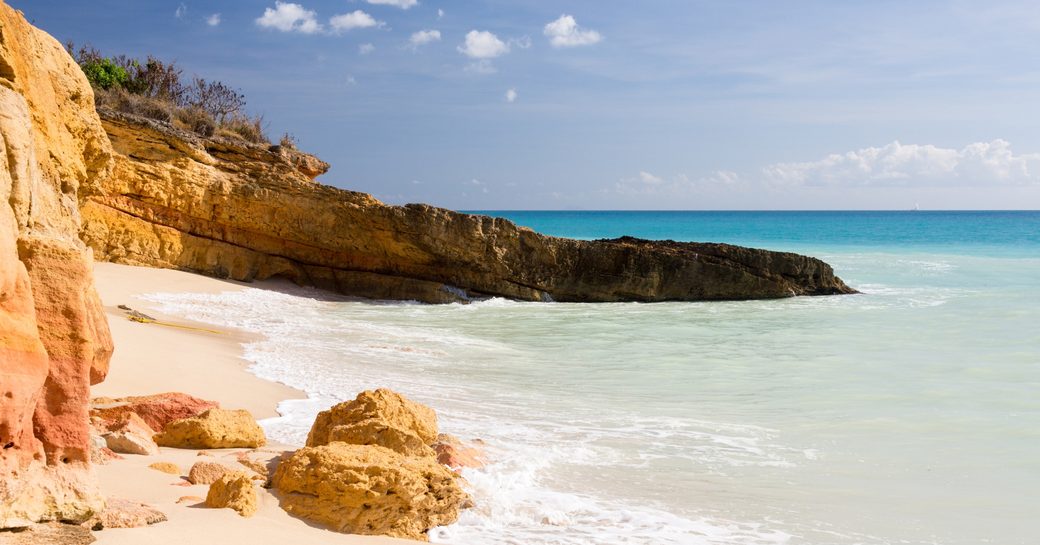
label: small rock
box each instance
[101,413,159,456]
[154,409,266,449]
[205,473,258,517]
[0,523,96,545]
[95,498,167,529]
[432,434,486,469]
[187,461,238,485]
[148,462,181,475]
[307,389,438,448]
[175,496,205,505]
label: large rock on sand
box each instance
[272,443,467,540]
[306,389,437,457]
[0,1,115,526]
[155,409,265,449]
[90,393,218,432]
[205,473,257,518]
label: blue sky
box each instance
[13,0,1040,209]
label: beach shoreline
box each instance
[90,262,419,545]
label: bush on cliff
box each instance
[66,43,268,144]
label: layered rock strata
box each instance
[0,2,113,527]
[80,111,854,303]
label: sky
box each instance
[12,0,1040,210]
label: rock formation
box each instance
[0,2,114,527]
[90,392,218,432]
[92,498,167,529]
[80,110,855,303]
[153,408,266,449]
[307,389,439,455]
[272,443,467,541]
[274,390,469,540]
[205,473,257,518]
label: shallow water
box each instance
[143,211,1040,545]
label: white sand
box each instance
[90,262,420,545]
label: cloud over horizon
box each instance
[765,140,1040,187]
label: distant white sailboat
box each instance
[913,203,921,211]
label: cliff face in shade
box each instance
[0,2,113,527]
[81,111,854,303]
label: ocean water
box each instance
[142,211,1040,545]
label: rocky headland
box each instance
[79,109,854,303]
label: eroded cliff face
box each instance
[81,111,854,303]
[0,2,113,527]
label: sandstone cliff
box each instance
[81,112,854,303]
[0,2,113,527]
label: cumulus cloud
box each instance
[359,43,376,55]
[438,8,445,19]
[175,3,187,19]
[206,13,221,26]
[330,10,383,32]
[256,2,322,34]
[505,88,518,103]
[544,15,602,48]
[367,0,418,9]
[764,140,1040,186]
[409,29,441,48]
[458,30,510,59]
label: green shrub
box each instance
[80,57,128,90]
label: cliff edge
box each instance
[81,111,854,303]
[0,2,113,527]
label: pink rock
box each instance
[431,434,486,469]
[91,392,219,433]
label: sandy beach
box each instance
[90,262,418,545]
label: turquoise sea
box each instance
[144,211,1039,545]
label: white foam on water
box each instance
[140,287,813,545]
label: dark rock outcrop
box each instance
[80,111,854,303]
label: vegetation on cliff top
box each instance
[67,43,293,146]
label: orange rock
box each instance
[100,412,159,456]
[154,409,265,449]
[307,389,438,448]
[187,461,239,485]
[148,462,181,475]
[205,473,257,518]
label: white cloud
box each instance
[175,3,187,19]
[764,140,1040,186]
[256,2,322,34]
[409,29,441,48]
[511,35,532,49]
[638,171,664,185]
[346,75,358,86]
[614,170,742,195]
[505,88,518,103]
[330,10,383,32]
[206,13,221,26]
[437,8,445,19]
[367,0,418,9]
[544,15,602,48]
[458,30,510,59]
[359,43,375,55]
